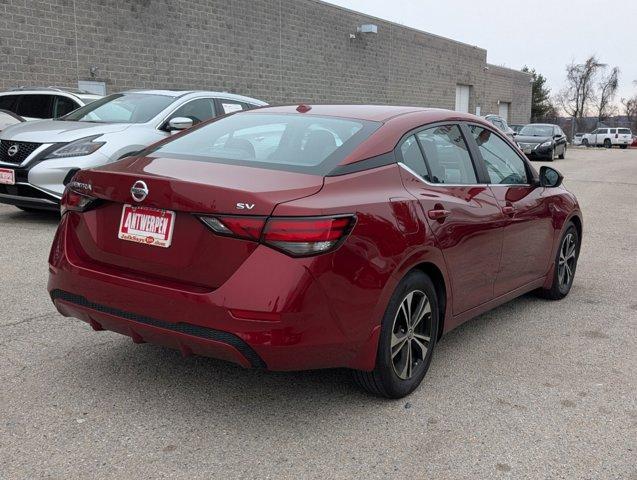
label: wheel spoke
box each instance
[404,292,414,326]
[399,342,410,378]
[411,296,430,329]
[558,265,565,284]
[391,333,408,358]
[406,342,412,378]
[565,263,572,285]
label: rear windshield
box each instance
[60,93,174,123]
[149,113,381,174]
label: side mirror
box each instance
[167,117,193,131]
[539,166,563,188]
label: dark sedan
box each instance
[516,124,567,161]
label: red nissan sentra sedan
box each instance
[48,105,582,398]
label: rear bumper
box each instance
[50,289,265,368]
[48,214,378,371]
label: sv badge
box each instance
[236,203,255,210]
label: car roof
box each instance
[526,123,555,127]
[245,104,456,122]
[0,87,101,97]
[122,89,267,105]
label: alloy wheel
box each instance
[390,290,432,380]
[558,233,577,289]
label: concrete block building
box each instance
[0,0,532,123]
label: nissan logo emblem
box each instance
[130,180,149,202]
[7,145,19,157]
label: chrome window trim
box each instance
[398,162,532,188]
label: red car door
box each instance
[398,125,505,315]
[466,125,555,296]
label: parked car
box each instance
[510,124,524,134]
[515,123,567,160]
[0,90,267,211]
[572,133,585,146]
[581,127,633,149]
[0,109,24,132]
[484,114,515,140]
[48,105,583,398]
[0,87,102,121]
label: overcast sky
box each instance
[325,0,637,107]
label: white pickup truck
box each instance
[581,127,632,149]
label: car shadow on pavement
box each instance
[56,290,551,420]
[4,208,60,225]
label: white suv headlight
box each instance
[45,135,106,159]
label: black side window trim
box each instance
[463,121,535,185]
[395,121,487,185]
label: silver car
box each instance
[0,90,267,211]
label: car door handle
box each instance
[427,209,451,221]
[502,205,515,216]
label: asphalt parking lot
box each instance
[1,147,635,479]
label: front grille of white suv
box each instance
[0,141,41,165]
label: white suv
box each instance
[0,87,102,121]
[582,127,633,149]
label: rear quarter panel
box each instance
[273,164,450,369]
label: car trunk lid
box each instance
[66,155,324,290]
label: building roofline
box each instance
[486,63,533,76]
[308,0,487,54]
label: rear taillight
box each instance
[60,187,99,216]
[262,216,355,256]
[199,215,266,240]
[198,214,356,257]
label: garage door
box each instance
[498,102,510,121]
[455,85,470,113]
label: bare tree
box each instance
[622,95,637,131]
[596,67,620,121]
[557,56,605,135]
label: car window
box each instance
[0,95,18,112]
[598,129,608,134]
[150,112,380,175]
[618,128,631,134]
[16,94,54,118]
[169,98,216,125]
[61,93,175,123]
[415,125,477,184]
[399,135,429,180]
[469,126,528,185]
[54,96,78,117]
[219,100,245,114]
[609,128,616,134]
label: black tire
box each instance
[547,148,555,161]
[537,222,580,300]
[353,270,439,398]
[559,146,566,159]
[620,145,628,150]
[604,139,612,148]
[582,138,589,147]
